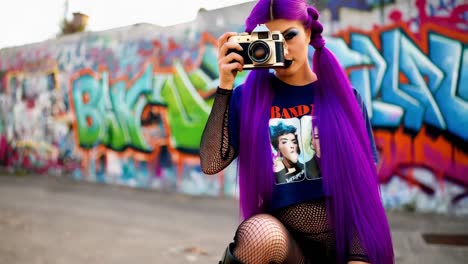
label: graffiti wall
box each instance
[0,0,466,215]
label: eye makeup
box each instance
[282,28,299,40]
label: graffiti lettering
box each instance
[327,29,467,141]
[71,65,156,152]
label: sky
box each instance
[0,0,254,49]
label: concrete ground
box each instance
[0,173,467,264]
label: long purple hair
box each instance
[237,0,394,263]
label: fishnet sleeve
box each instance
[347,228,370,263]
[200,87,238,175]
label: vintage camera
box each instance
[227,24,286,69]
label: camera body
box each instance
[227,24,286,69]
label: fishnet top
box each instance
[200,88,237,175]
[200,87,369,262]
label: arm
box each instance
[200,32,245,175]
[347,225,370,264]
[347,91,375,264]
[353,89,379,164]
[200,88,238,174]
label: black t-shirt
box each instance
[228,74,378,212]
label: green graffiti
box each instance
[72,61,216,153]
[160,61,211,152]
[72,66,156,152]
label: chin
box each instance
[275,66,297,78]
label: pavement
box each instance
[0,173,467,264]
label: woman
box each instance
[200,0,394,263]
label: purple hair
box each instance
[237,0,394,263]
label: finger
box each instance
[217,32,238,48]
[220,52,244,66]
[220,61,243,73]
[219,40,243,58]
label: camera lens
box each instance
[248,41,271,64]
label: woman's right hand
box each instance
[217,32,245,90]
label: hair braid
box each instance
[307,6,325,50]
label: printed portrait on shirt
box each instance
[269,116,321,185]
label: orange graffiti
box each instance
[375,126,468,192]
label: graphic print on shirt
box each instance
[269,115,321,185]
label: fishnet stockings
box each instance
[233,214,305,264]
[232,201,369,263]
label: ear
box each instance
[306,27,312,43]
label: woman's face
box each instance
[266,19,311,79]
[278,133,299,166]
